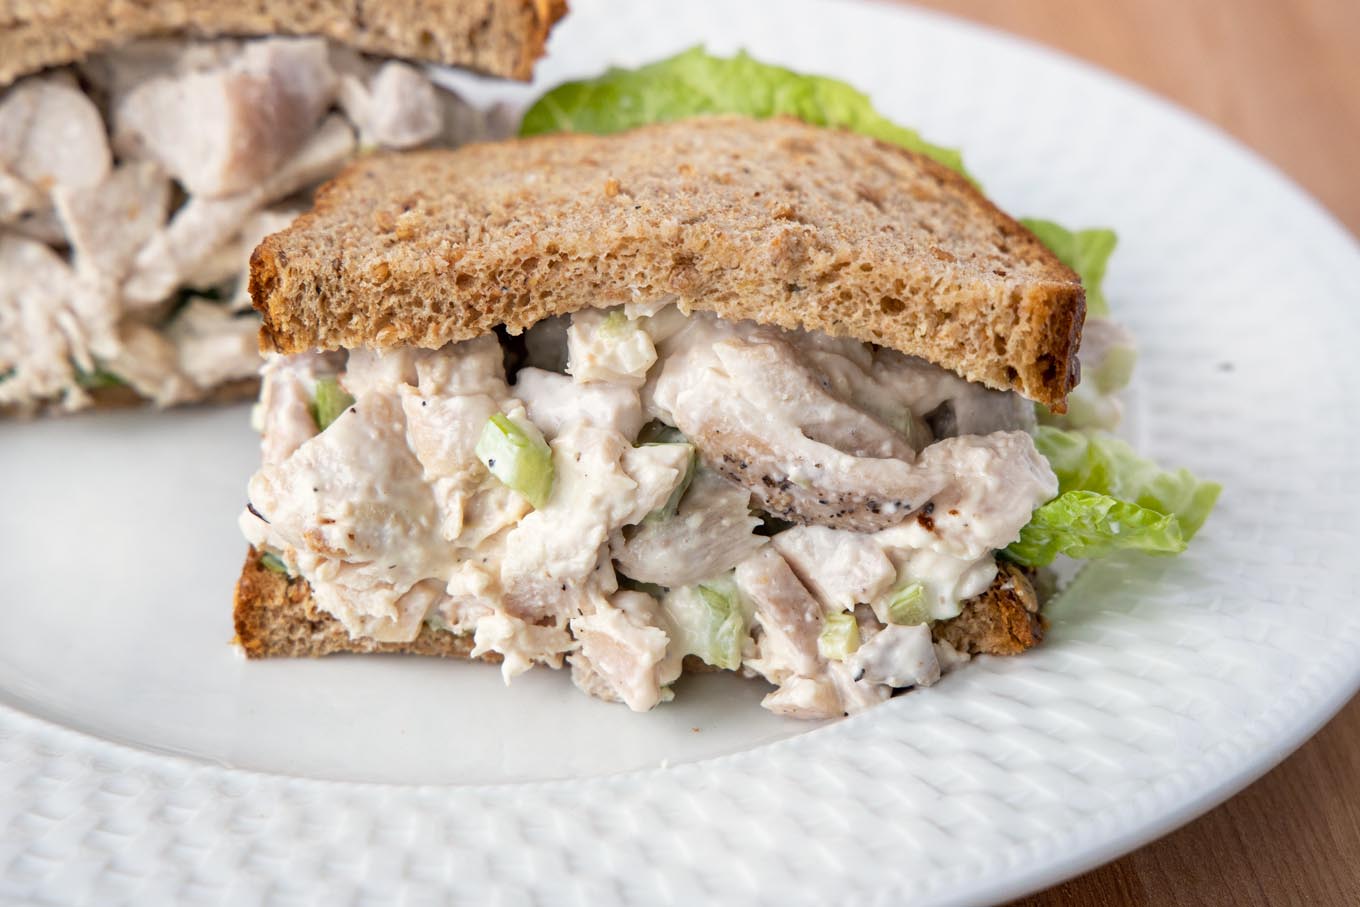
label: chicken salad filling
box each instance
[0,35,512,414]
[241,303,1059,718]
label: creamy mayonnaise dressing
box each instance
[242,304,1057,716]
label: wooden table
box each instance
[894,1,1360,902]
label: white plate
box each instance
[2,0,1358,903]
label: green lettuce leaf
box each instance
[1007,491,1187,566]
[1034,427,1220,538]
[1019,219,1118,316]
[520,46,969,177]
[1007,428,1220,566]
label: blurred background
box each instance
[905,0,1360,233]
[889,1,1359,903]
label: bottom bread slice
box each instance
[233,548,1042,662]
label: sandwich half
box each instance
[235,115,1086,718]
[0,0,566,415]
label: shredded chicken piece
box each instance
[612,469,765,588]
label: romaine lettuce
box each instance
[1006,428,1221,566]
[1034,427,1220,538]
[521,46,968,176]
[1006,490,1187,566]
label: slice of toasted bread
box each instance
[251,116,1085,406]
[232,546,1042,661]
[0,0,567,86]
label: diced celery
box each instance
[259,552,291,575]
[885,582,929,626]
[818,611,860,661]
[475,412,554,509]
[662,581,747,670]
[311,376,355,430]
[598,310,633,340]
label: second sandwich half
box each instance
[235,116,1084,719]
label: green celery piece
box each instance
[475,413,554,509]
[259,552,291,575]
[311,377,355,430]
[885,583,929,626]
[818,611,860,661]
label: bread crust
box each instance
[232,546,1042,661]
[0,0,567,86]
[251,117,1085,406]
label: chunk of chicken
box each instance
[0,75,111,196]
[52,161,170,286]
[654,322,940,531]
[471,609,574,681]
[338,61,443,150]
[247,391,446,592]
[256,352,335,466]
[736,546,824,682]
[398,339,524,546]
[112,37,337,197]
[655,316,1056,536]
[122,114,356,306]
[103,321,196,405]
[0,235,92,411]
[499,426,689,620]
[874,433,1058,560]
[512,366,644,441]
[570,591,681,711]
[770,525,896,612]
[0,165,45,222]
[568,308,658,387]
[611,469,765,588]
[847,624,940,689]
[163,299,261,390]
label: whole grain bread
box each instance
[252,116,1085,406]
[0,0,566,86]
[232,546,1042,662]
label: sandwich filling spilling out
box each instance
[240,300,1060,718]
[0,36,510,414]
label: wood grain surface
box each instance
[893,1,1360,903]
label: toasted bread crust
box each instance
[251,117,1084,406]
[0,0,567,86]
[933,561,1043,656]
[233,546,490,659]
[232,546,1041,661]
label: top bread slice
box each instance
[252,116,1084,406]
[0,0,566,86]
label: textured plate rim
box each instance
[3,3,1359,904]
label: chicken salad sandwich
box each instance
[234,50,1218,719]
[0,0,566,415]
